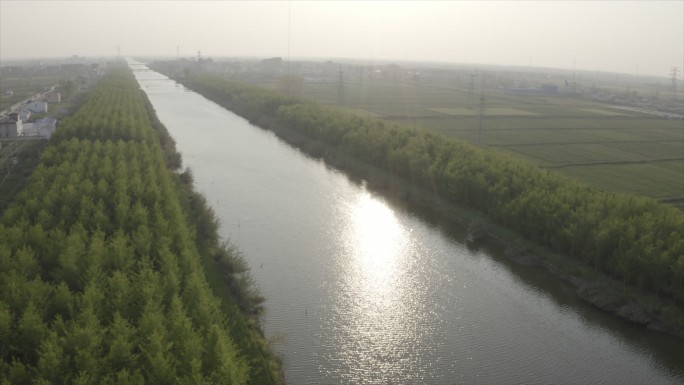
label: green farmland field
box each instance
[274,79,684,204]
[561,160,684,199]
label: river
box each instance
[131,61,684,384]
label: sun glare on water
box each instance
[328,190,429,381]
[351,192,405,289]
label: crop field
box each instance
[560,160,684,199]
[264,78,684,204]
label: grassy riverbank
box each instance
[142,87,282,384]
[167,70,684,338]
[174,168,282,384]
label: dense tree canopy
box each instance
[0,68,277,384]
[180,73,684,305]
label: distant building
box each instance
[261,57,283,66]
[261,57,283,72]
[26,100,48,113]
[0,113,24,138]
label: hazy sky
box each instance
[1,1,682,77]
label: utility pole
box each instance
[670,67,678,92]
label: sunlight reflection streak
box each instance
[351,192,403,290]
[331,190,426,382]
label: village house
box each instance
[26,100,48,114]
[0,113,24,138]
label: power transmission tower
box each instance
[337,67,345,104]
[670,67,678,92]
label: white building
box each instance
[0,113,24,138]
[26,100,48,114]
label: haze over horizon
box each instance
[1,1,682,78]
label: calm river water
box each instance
[131,61,684,384]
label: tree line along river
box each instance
[131,61,684,385]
